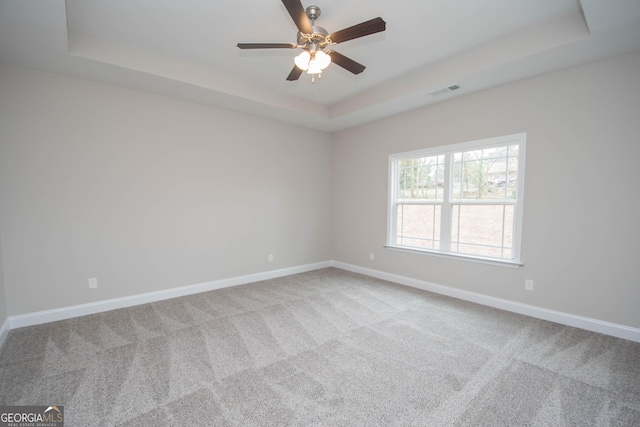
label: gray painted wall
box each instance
[0,63,333,316]
[332,50,640,329]
[1,50,639,331]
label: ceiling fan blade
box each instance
[329,51,366,75]
[329,17,386,44]
[286,65,304,81]
[282,0,313,34]
[237,43,297,49]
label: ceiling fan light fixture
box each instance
[294,50,311,70]
[306,60,323,75]
[305,50,331,75]
[315,50,331,69]
[295,49,331,74]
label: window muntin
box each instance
[388,134,525,264]
[395,154,445,250]
[397,204,442,250]
[451,204,514,259]
[397,155,445,202]
[452,145,519,201]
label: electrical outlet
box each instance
[268,254,273,262]
[369,252,375,260]
[525,279,534,291]
[88,278,98,289]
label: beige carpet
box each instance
[1,268,639,426]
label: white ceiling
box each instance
[1,0,640,131]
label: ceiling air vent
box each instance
[429,85,460,96]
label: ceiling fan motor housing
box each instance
[297,5,330,50]
[297,26,329,47]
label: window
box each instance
[387,133,526,265]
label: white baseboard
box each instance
[8,261,332,330]
[4,260,639,344]
[331,261,640,343]
[0,317,10,348]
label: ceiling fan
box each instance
[237,0,386,82]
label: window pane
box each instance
[452,145,519,201]
[396,204,441,249]
[451,204,514,259]
[398,156,444,201]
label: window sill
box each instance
[384,245,523,268]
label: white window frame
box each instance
[386,133,526,267]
